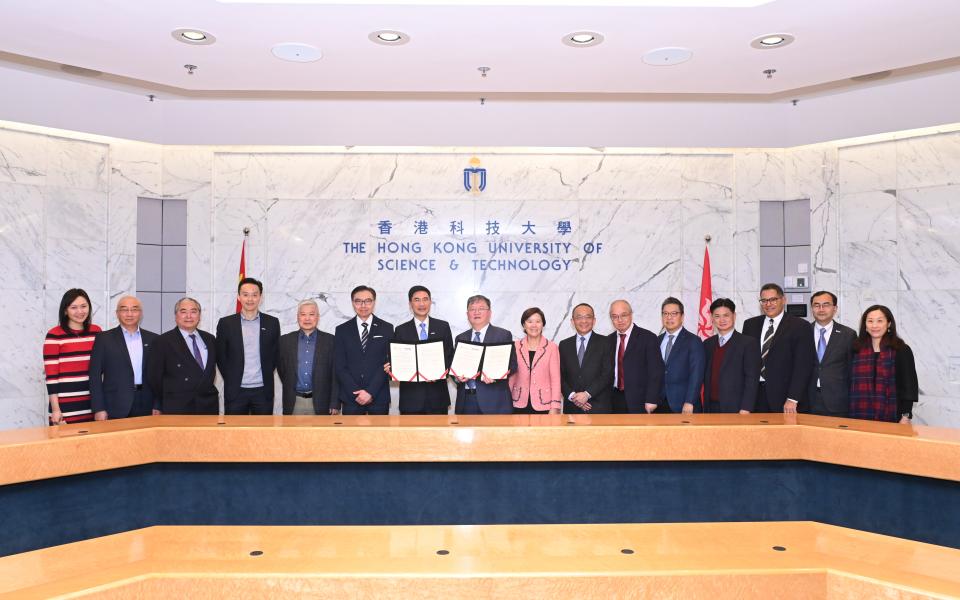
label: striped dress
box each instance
[43,324,102,423]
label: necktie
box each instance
[760,318,775,378]
[577,336,586,367]
[664,334,675,363]
[468,331,481,390]
[817,327,827,363]
[360,322,369,352]
[719,335,726,347]
[189,333,204,369]
[616,333,626,391]
[419,322,428,341]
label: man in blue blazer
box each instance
[334,285,394,415]
[657,297,705,414]
[702,298,760,413]
[89,295,158,419]
[608,299,664,414]
[453,294,517,415]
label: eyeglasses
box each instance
[610,313,632,321]
[661,311,681,317]
[468,307,490,314]
[811,302,834,309]
[572,314,594,321]
[117,307,142,313]
[758,297,782,305]
[353,298,374,306]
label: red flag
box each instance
[235,238,246,313]
[697,245,713,340]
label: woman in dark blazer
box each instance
[702,298,760,413]
[848,305,918,423]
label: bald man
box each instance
[89,295,159,420]
[608,299,664,414]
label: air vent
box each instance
[59,64,103,78]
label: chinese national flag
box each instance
[235,238,246,313]
[697,245,714,340]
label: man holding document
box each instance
[385,285,454,415]
[451,295,517,415]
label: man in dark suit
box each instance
[806,290,855,417]
[453,294,517,415]
[742,283,814,413]
[215,277,281,415]
[147,297,219,415]
[333,285,394,415]
[559,302,613,413]
[387,285,454,415]
[702,298,760,413]
[89,295,159,420]
[608,299,664,414]
[277,299,338,415]
[658,297,706,414]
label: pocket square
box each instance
[373,335,384,338]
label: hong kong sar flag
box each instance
[697,246,714,340]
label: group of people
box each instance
[42,280,918,425]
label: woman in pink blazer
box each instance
[510,307,562,414]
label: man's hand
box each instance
[681,403,694,415]
[783,399,798,414]
[94,411,108,421]
[353,390,372,405]
[644,403,658,414]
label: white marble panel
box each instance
[576,200,682,293]
[731,289,763,322]
[110,139,162,197]
[840,241,899,291]
[896,131,960,190]
[912,395,960,429]
[0,127,48,185]
[164,146,213,293]
[838,190,897,243]
[787,145,840,293]
[898,185,960,291]
[733,197,759,294]
[838,141,896,194]
[46,136,108,192]
[211,197,272,292]
[578,154,733,200]
[108,141,159,301]
[735,150,785,201]
[0,397,46,430]
[264,199,373,294]
[448,154,600,201]
[0,290,46,403]
[897,291,960,399]
[682,197,734,297]
[45,187,107,241]
[0,182,44,290]
[836,290,897,333]
[45,238,107,294]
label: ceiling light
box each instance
[171,28,216,45]
[562,31,604,48]
[750,33,795,50]
[369,30,410,45]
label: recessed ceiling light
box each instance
[562,31,604,48]
[271,42,322,62]
[171,28,216,45]
[369,30,410,45]
[750,33,795,49]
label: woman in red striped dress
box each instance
[43,289,102,425]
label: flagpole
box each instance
[236,228,249,313]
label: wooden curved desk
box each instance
[1,415,959,597]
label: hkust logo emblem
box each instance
[463,157,487,194]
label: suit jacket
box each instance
[453,325,518,415]
[807,321,855,415]
[147,328,219,415]
[508,338,562,412]
[391,318,454,414]
[333,315,394,412]
[215,312,281,403]
[703,331,760,413]
[742,313,814,411]
[658,328,706,413]
[89,326,158,418]
[277,329,338,415]
[609,325,664,413]
[559,331,614,413]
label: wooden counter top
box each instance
[1,414,959,485]
[2,522,959,599]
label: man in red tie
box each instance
[607,299,664,414]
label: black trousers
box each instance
[225,387,272,415]
[611,388,628,414]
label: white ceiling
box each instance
[2,0,959,96]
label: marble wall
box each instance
[1,121,958,428]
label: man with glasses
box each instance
[333,285,394,415]
[453,295,517,414]
[657,297,705,414]
[742,283,813,413]
[608,299,663,414]
[89,295,159,420]
[806,290,855,417]
[559,303,613,413]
